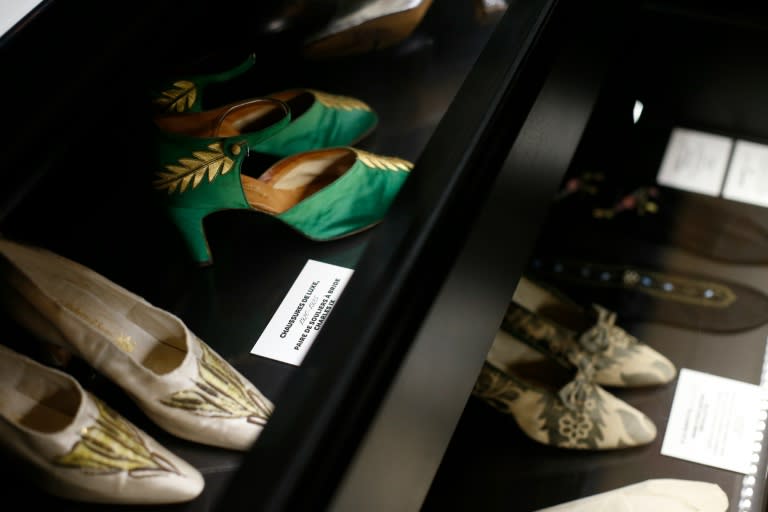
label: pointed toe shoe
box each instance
[0,238,274,451]
[0,344,204,504]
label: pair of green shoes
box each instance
[150,54,412,266]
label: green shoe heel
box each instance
[150,53,378,156]
[152,99,412,266]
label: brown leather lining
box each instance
[243,148,355,214]
[268,90,314,119]
[154,99,287,137]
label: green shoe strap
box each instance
[189,53,257,111]
[192,53,256,87]
[153,98,292,152]
[213,98,292,148]
[151,53,257,113]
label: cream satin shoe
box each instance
[0,344,203,504]
[473,332,657,450]
[511,276,676,387]
[0,238,274,451]
[536,479,729,512]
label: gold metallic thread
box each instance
[153,142,235,194]
[114,335,135,353]
[63,303,135,352]
[352,148,413,172]
[55,397,178,475]
[309,89,372,111]
[153,80,197,113]
[160,342,273,425]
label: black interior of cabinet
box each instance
[0,1,519,511]
[425,4,768,512]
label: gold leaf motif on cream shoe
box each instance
[56,397,180,476]
[475,333,657,450]
[0,237,274,451]
[0,344,203,504]
[160,342,271,426]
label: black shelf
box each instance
[0,0,577,510]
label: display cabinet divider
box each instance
[219,1,629,510]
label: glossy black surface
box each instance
[0,0,523,510]
[425,4,768,512]
[6,0,768,510]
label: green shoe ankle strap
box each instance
[151,53,257,114]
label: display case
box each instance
[2,0,767,511]
[425,2,768,512]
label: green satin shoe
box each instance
[150,53,379,156]
[152,98,412,265]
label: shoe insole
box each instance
[154,100,287,139]
[0,357,78,433]
[242,149,354,214]
[12,389,77,433]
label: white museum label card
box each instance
[722,139,768,208]
[661,368,767,474]
[251,259,354,366]
[656,127,733,196]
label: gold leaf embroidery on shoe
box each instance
[159,343,272,425]
[63,302,136,353]
[55,396,179,476]
[309,90,372,111]
[352,148,413,172]
[154,142,235,194]
[114,334,135,353]
[153,80,197,113]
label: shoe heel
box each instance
[167,207,215,266]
